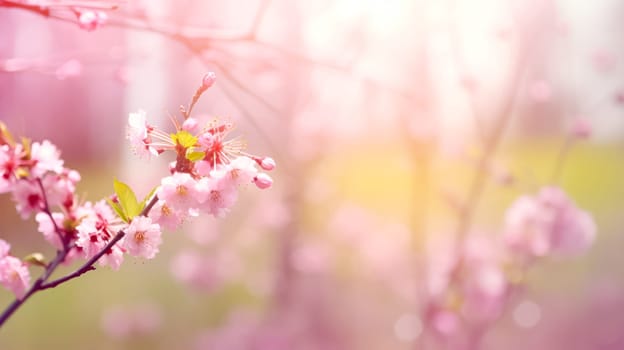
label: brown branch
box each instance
[0,194,159,329]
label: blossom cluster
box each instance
[127,107,275,231]
[425,186,596,340]
[0,73,275,300]
[0,124,161,297]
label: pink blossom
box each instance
[75,200,119,260]
[40,171,78,209]
[504,187,596,259]
[227,156,258,185]
[11,180,43,218]
[35,211,65,249]
[123,216,162,259]
[0,144,20,193]
[148,200,184,231]
[197,174,238,217]
[426,234,508,324]
[98,244,125,271]
[127,110,157,158]
[30,140,63,176]
[0,256,30,299]
[157,172,205,213]
[75,218,107,259]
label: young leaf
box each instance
[106,197,128,223]
[23,253,47,268]
[185,149,206,162]
[113,179,141,220]
[138,185,159,213]
[171,130,198,148]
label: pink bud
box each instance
[253,173,273,189]
[182,118,199,133]
[201,72,216,89]
[260,157,276,171]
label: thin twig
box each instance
[0,194,159,329]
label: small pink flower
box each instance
[30,140,63,176]
[76,218,107,259]
[35,211,65,249]
[197,175,237,217]
[11,180,43,219]
[504,187,596,259]
[127,110,158,158]
[0,144,21,193]
[98,244,125,271]
[123,216,162,259]
[227,156,258,185]
[0,256,30,299]
[157,172,205,213]
[149,200,184,231]
[40,171,78,209]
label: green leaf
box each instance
[138,185,159,214]
[23,253,47,268]
[113,178,141,220]
[106,197,128,223]
[185,149,206,162]
[171,130,197,148]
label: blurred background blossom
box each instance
[1,0,624,349]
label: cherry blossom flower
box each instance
[157,172,205,213]
[30,140,64,176]
[197,174,238,217]
[148,200,185,231]
[123,216,162,259]
[98,244,125,271]
[0,240,30,300]
[76,218,108,260]
[504,187,596,260]
[225,156,258,186]
[11,180,43,219]
[0,144,21,193]
[35,211,65,249]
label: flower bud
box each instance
[259,157,276,171]
[253,173,273,189]
[201,72,216,90]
